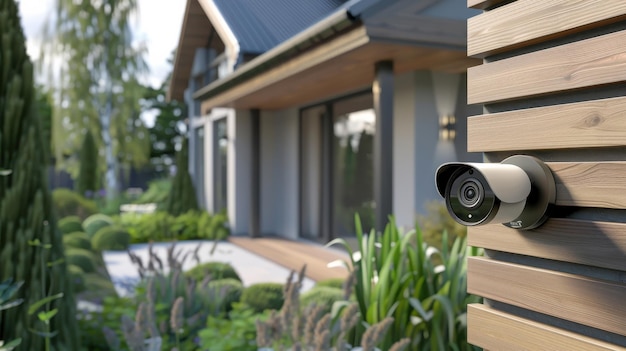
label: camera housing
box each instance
[435,155,555,230]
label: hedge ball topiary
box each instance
[300,286,345,313]
[83,214,114,237]
[58,216,84,234]
[207,278,243,312]
[65,248,98,273]
[241,283,284,313]
[185,261,241,283]
[91,226,131,251]
[63,231,92,250]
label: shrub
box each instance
[83,214,114,237]
[76,130,98,196]
[52,188,97,219]
[82,273,117,295]
[241,283,284,313]
[185,261,241,283]
[122,211,175,243]
[65,248,98,273]
[199,303,265,351]
[198,211,230,240]
[63,231,92,250]
[300,286,344,314]
[91,226,131,251]
[67,264,86,293]
[171,210,201,240]
[58,215,84,234]
[315,278,345,290]
[417,200,467,248]
[134,178,171,206]
[206,278,244,312]
[166,139,199,216]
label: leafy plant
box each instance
[83,214,114,238]
[328,215,482,350]
[417,200,467,249]
[300,286,345,315]
[198,303,266,351]
[133,178,171,208]
[58,216,84,234]
[0,279,23,351]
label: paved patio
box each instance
[104,237,350,297]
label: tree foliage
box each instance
[166,138,199,216]
[0,0,79,348]
[43,0,150,201]
[76,130,99,196]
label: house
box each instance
[168,0,482,241]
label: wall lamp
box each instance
[439,114,456,141]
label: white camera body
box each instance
[435,155,555,230]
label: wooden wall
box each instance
[465,1,626,349]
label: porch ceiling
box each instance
[200,31,478,111]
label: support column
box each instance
[320,107,334,242]
[373,61,394,233]
[249,109,261,238]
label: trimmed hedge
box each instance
[63,231,92,250]
[91,226,131,251]
[185,262,241,283]
[300,286,344,313]
[315,278,345,290]
[83,214,114,238]
[52,188,97,219]
[119,211,230,243]
[65,248,98,273]
[241,283,284,313]
[58,216,84,234]
[207,278,243,312]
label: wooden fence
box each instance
[465,0,626,349]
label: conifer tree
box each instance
[0,0,79,349]
[166,139,199,216]
[76,130,99,196]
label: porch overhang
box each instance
[168,0,226,102]
[193,5,480,111]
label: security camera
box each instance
[435,155,555,230]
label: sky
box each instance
[18,0,186,88]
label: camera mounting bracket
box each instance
[501,155,556,230]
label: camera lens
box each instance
[458,179,483,208]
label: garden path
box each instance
[103,240,322,297]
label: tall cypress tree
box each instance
[0,1,79,349]
[166,138,199,216]
[76,130,98,196]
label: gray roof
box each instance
[213,0,350,54]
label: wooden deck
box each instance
[228,236,351,282]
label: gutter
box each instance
[192,1,378,102]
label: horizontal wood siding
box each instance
[468,0,626,57]
[468,218,626,271]
[467,29,626,104]
[551,162,626,208]
[467,96,626,152]
[467,2,626,349]
[467,257,626,337]
[468,304,623,350]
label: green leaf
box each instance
[28,293,63,315]
[28,329,59,338]
[0,338,22,351]
[37,308,58,322]
[0,168,12,176]
[0,299,23,311]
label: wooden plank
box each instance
[468,304,624,350]
[550,162,626,209]
[467,96,626,152]
[467,0,510,10]
[468,257,626,337]
[467,29,626,105]
[468,0,626,57]
[468,218,626,272]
